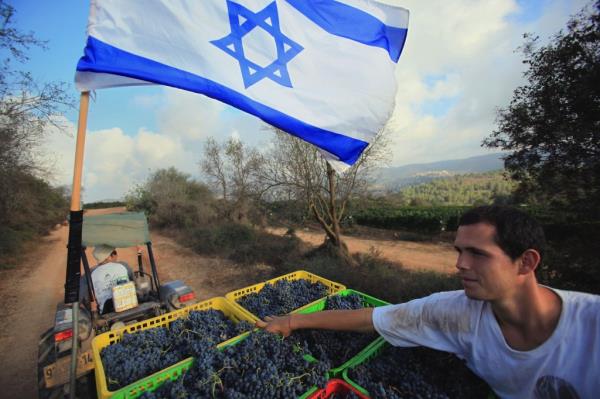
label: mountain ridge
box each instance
[372,153,506,192]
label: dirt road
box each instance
[0,208,270,399]
[267,227,458,274]
[0,208,456,398]
[0,223,68,399]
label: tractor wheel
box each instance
[37,328,96,399]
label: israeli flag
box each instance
[76,0,409,169]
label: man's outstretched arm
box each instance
[255,308,375,337]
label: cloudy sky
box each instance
[13,0,589,202]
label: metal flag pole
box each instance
[65,91,90,399]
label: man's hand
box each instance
[255,315,293,337]
[255,308,375,336]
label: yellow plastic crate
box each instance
[225,270,346,322]
[91,296,255,399]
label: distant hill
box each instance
[391,170,516,206]
[371,153,506,193]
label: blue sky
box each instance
[9,0,590,201]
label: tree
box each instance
[200,137,264,223]
[125,167,215,228]
[260,129,390,264]
[0,1,73,219]
[0,0,72,257]
[483,1,600,217]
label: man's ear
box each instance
[518,249,541,275]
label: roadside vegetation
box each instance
[0,1,71,268]
[83,200,125,210]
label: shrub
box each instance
[0,172,68,266]
[352,206,469,234]
[126,167,216,229]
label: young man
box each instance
[257,206,599,398]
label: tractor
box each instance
[37,211,197,398]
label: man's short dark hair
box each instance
[459,205,546,262]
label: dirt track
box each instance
[267,227,458,274]
[0,208,457,398]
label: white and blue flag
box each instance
[76,0,409,168]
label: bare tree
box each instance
[260,129,390,263]
[199,137,264,223]
[201,137,228,200]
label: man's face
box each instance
[454,222,521,301]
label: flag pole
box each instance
[70,91,89,211]
[65,91,90,399]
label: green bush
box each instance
[187,222,306,267]
[263,200,308,224]
[126,167,216,229]
[352,206,469,234]
[0,172,68,265]
[83,200,125,209]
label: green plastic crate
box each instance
[342,338,388,396]
[295,289,390,378]
[342,339,498,399]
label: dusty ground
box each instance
[267,227,458,274]
[0,208,457,398]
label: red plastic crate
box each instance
[308,379,369,399]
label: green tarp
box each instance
[82,212,150,248]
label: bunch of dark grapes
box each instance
[291,293,378,368]
[347,345,490,398]
[101,309,251,390]
[101,326,179,391]
[399,347,491,398]
[237,279,329,319]
[139,342,224,399]
[140,330,329,398]
[170,309,253,346]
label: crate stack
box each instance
[92,270,392,399]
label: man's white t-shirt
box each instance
[372,289,600,399]
[90,262,130,313]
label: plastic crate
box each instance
[225,270,346,322]
[342,338,388,396]
[295,289,389,378]
[92,296,255,399]
[101,330,319,399]
[307,378,370,399]
[343,340,498,399]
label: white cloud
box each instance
[157,88,227,141]
[41,122,199,202]
[230,129,241,142]
[132,93,162,108]
[385,0,589,166]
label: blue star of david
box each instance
[211,0,303,89]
